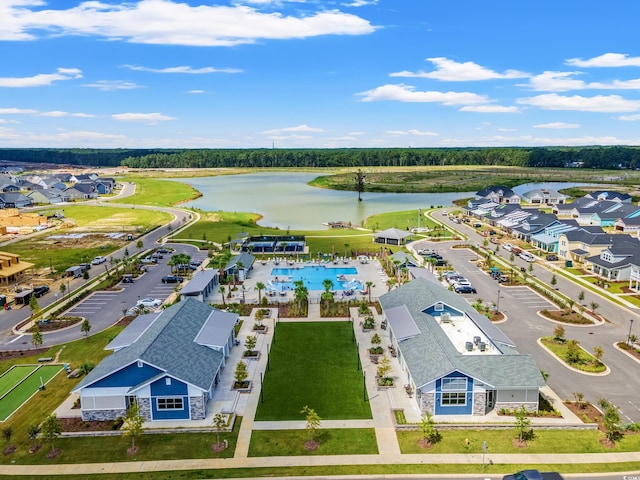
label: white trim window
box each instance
[441,377,467,406]
[157,397,183,410]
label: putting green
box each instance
[0,365,63,421]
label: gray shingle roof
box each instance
[380,278,544,389]
[179,269,218,295]
[75,298,237,392]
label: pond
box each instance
[175,172,594,230]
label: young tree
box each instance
[419,412,440,445]
[566,298,575,315]
[81,319,91,337]
[565,339,581,364]
[573,392,585,409]
[365,281,375,303]
[528,261,534,273]
[244,335,257,355]
[31,325,43,350]
[212,412,227,449]
[83,269,90,282]
[218,285,226,306]
[550,274,557,289]
[28,424,41,452]
[29,294,41,319]
[2,426,12,449]
[300,405,322,443]
[598,398,622,443]
[59,283,66,298]
[590,301,600,316]
[122,402,144,452]
[514,405,532,443]
[593,346,604,364]
[376,354,392,381]
[578,290,585,304]
[136,239,143,249]
[509,252,515,262]
[234,360,248,387]
[553,325,566,343]
[41,414,62,454]
[354,169,365,202]
[370,333,382,348]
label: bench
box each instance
[67,369,81,379]
[37,357,52,362]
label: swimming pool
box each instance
[269,266,362,293]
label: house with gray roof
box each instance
[179,269,219,301]
[223,252,255,281]
[585,191,632,203]
[380,278,545,417]
[73,298,238,422]
[521,188,569,205]
[390,251,420,268]
[556,227,610,263]
[27,188,67,205]
[475,185,521,204]
[584,235,640,282]
[0,192,33,208]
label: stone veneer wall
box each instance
[138,397,152,420]
[473,392,486,415]
[190,395,206,420]
[82,408,126,421]
[419,392,435,415]
[496,401,537,413]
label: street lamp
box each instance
[48,256,53,273]
[628,319,635,346]
[496,289,501,313]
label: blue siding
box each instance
[90,362,162,388]
[434,372,473,415]
[151,396,190,420]
[423,303,461,318]
[150,377,188,396]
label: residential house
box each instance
[590,202,640,227]
[475,186,521,204]
[71,173,99,183]
[510,212,559,242]
[521,189,569,205]
[0,183,20,193]
[380,278,545,417]
[584,236,640,281]
[0,251,34,285]
[179,270,219,302]
[556,227,610,263]
[585,191,632,203]
[27,188,67,205]
[223,252,255,281]
[530,220,580,253]
[73,298,238,422]
[64,183,98,200]
[552,196,598,218]
[390,251,420,268]
[0,193,33,209]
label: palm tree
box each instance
[255,282,266,304]
[365,281,374,303]
[344,243,350,259]
[386,278,395,292]
[219,286,226,306]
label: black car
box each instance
[176,264,197,271]
[454,285,477,294]
[33,285,50,297]
[162,275,184,284]
[545,254,559,261]
[157,248,172,254]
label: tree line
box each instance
[2,146,640,170]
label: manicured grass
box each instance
[59,205,172,229]
[114,177,200,207]
[397,428,640,454]
[254,322,371,421]
[0,326,123,463]
[540,337,606,373]
[0,365,63,421]
[363,209,438,231]
[248,428,378,456]
[0,365,38,397]
[8,417,242,465]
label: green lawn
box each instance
[113,177,200,207]
[58,205,172,228]
[0,365,63,421]
[254,322,371,421]
[540,337,606,373]
[248,428,378,456]
[397,428,640,454]
[0,365,38,397]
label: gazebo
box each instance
[372,228,412,246]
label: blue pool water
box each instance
[269,266,362,292]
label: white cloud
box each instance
[518,93,640,112]
[618,114,640,121]
[385,129,438,136]
[524,71,586,92]
[122,65,242,74]
[112,112,176,124]
[262,124,324,134]
[5,0,375,46]
[533,122,580,129]
[342,0,378,6]
[187,90,206,94]
[390,57,528,81]
[459,105,519,113]
[0,107,92,117]
[357,84,489,105]
[0,67,82,87]
[82,80,143,91]
[566,53,640,68]
[0,108,38,115]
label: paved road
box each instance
[0,197,197,350]
[415,211,640,422]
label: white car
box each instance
[91,256,107,265]
[136,298,162,308]
[503,243,513,252]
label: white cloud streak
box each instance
[533,122,580,129]
[0,67,82,87]
[112,112,176,123]
[2,0,375,46]
[566,53,640,68]
[82,80,144,91]
[122,65,242,74]
[357,84,490,105]
[385,129,438,136]
[261,124,324,134]
[390,57,528,81]
[518,93,640,112]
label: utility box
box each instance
[565,260,573,268]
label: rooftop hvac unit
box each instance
[478,342,487,352]
[465,341,474,352]
[473,336,481,345]
[441,313,451,323]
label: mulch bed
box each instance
[0,347,49,362]
[564,401,605,430]
[417,438,434,449]
[540,309,594,325]
[211,442,226,452]
[617,342,640,361]
[304,440,319,451]
[3,445,16,455]
[512,438,528,448]
[46,447,62,459]
[59,417,122,432]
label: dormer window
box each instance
[165,378,171,386]
[435,302,444,312]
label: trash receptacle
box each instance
[0,295,5,307]
[565,260,573,268]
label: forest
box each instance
[1,146,640,170]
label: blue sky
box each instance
[2,0,640,149]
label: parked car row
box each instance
[442,271,477,294]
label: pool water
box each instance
[269,266,362,292]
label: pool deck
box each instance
[209,257,391,304]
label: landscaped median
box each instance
[538,335,609,375]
